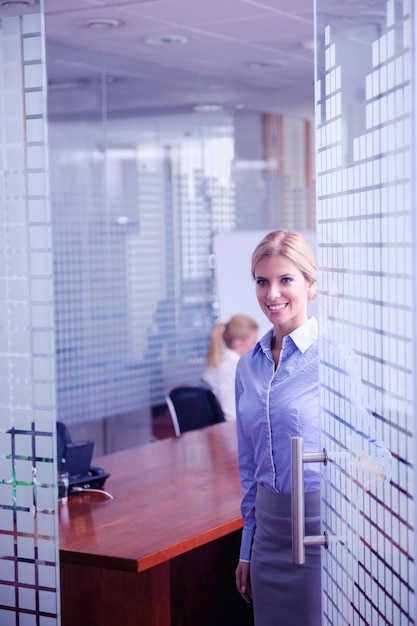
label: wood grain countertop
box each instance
[59,420,243,573]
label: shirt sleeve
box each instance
[235,365,258,561]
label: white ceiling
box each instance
[2,0,387,119]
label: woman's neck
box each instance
[271,335,282,367]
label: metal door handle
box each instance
[291,436,328,564]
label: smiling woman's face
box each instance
[254,254,312,336]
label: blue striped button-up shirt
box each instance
[236,316,320,561]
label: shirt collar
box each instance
[289,316,318,353]
[254,316,318,356]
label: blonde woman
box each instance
[235,230,321,626]
[202,315,259,421]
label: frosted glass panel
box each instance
[0,9,59,625]
[49,116,236,420]
[316,0,415,624]
[47,87,315,433]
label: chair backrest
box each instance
[166,386,225,437]
[57,421,72,471]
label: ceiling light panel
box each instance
[0,0,37,5]
[0,0,39,14]
[85,18,124,29]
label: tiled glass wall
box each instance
[316,0,414,623]
[48,114,236,429]
[0,8,60,626]
[47,104,315,447]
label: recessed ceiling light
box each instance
[85,18,124,29]
[193,104,224,113]
[143,35,188,45]
[246,60,286,69]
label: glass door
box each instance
[314,0,415,623]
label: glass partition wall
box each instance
[0,2,315,623]
[316,0,416,623]
[0,4,61,625]
[47,65,315,454]
[3,0,417,624]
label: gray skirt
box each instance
[251,485,322,626]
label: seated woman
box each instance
[202,315,259,421]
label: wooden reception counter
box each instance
[59,420,252,626]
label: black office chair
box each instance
[56,421,72,472]
[166,385,225,437]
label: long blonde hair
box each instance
[206,315,259,368]
[251,230,317,300]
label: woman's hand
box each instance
[235,560,252,603]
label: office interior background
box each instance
[1,0,416,624]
